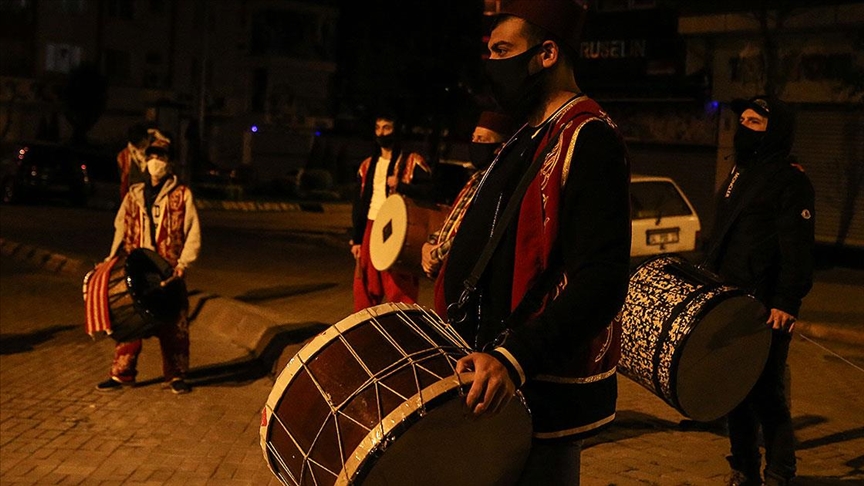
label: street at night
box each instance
[2,204,863,484]
[2,0,863,485]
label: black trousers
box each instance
[727,330,796,479]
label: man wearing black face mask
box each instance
[705,96,815,486]
[351,112,432,311]
[441,1,631,484]
[420,111,514,312]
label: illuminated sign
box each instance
[580,40,647,60]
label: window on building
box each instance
[143,70,162,87]
[251,68,268,112]
[597,0,655,12]
[0,0,31,12]
[149,0,164,14]
[145,50,163,65]
[104,49,131,81]
[250,10,332,60]
[44,0,86,14]
[45,43,82,73]
[107,0,133,19]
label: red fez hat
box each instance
[476,111,516,138]
[499,0,589,53]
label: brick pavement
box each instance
[4,255,863,485]
[1,259,281,485]
[2,202,863,485]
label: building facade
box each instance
[0,0,339,183]
[680,2,864,247]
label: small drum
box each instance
[619,255,772,422]
[83,248,187,342]
[369,195,449,275]
[260,303,532,486]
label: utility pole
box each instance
[197,0,210,171]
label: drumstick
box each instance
[160,275,180,288]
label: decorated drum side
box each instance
[619,255,772,422]
[260,303,532,486]
[82,248,187,342]
[369,195,449,275]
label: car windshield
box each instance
[631,181,692,219]
[22,146,64,168]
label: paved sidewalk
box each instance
[0,258,283,485]
[2,209,863,485]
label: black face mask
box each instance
[376,134,395,149]
[469,142,499,170]
[485,44,546,119]
[733,125,765,162]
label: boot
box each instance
[764,470,792,486]
[725,456,761,486]
[724,470,761,486]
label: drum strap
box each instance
[447,117,578,326]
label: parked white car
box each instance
[630,175,701,258]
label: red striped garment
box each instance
[84,257,118,337]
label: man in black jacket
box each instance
[707,96,815,486]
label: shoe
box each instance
[168,378,191,395]
[95,377,133,392]
[764,471,792,486]
[725,470,760,486]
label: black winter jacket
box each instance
[707,98,815,316]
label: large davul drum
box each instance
[83,248,187,342]
[619,255,772,422]
[369,195,449,276]
[260,303,532,486]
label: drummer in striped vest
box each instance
[96,135,202,395]
[421,110,515,314]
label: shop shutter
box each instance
[792,107,864,248]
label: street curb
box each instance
[2,238,862,350]
[188,292,286,355]
[0,237,320,361]
[0,237,90,277]
[795,320,864,346]
[195,199,351,213]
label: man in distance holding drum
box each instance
[422,110,515,285]
[350,111,432,312]
[96,136,201,395]
[705,96,815,486]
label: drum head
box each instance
[675,295,771,422]
[370,195,408,272]
[261,303,532,486]
[360,381,532,486]
[125,248,187,324]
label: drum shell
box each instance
[619,255,771,422]
[260,303,532,486]
[369,195,449,276]
[83,248,188,342]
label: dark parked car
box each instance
[1,142,117,206]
